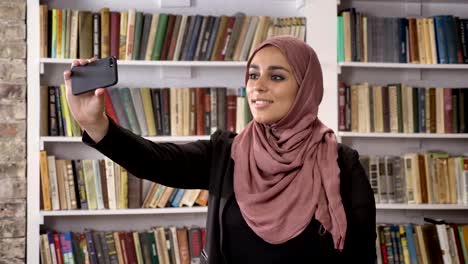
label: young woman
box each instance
[64,35,376,263]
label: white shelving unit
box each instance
[27,0,338,262]
[337,0,468,224]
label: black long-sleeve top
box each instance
[83,119,377,263]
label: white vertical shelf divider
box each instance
[306,0,338,133]
[27,0,41,263]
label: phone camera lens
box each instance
[109,58,114,67]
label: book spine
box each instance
[462,20,468,63]
[139,14,153,60]
[74,160,88,209]
[100,8,110,58]
[132,12,143,60]
[105,231,119,264]
[85,231,98,264]
[93,13,101,58]
[110,12,121,59]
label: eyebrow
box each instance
[249,64,290,73]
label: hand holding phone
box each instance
[63,58,113,143]
[71,56,118,95]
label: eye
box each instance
[249,73,259,80]
[271,74,285,81]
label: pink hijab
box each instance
[231,35,347,250]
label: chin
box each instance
[253,116,277,125]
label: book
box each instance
[78,11,93,59]
[39,150,52,211]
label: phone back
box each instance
[71,56,118,95]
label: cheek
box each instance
[286,84,299,104]
[278,85,298,104]
[246,87,254,102]
[246,83,253,95]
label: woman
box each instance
[64,35,376,263]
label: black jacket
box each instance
[84,120,377,263]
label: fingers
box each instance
[70,59,80,68]
[67,57,97,82]
[80,57,97,65]
[70,57,97,68]
[79,58,89,66]
[64,57,99,96]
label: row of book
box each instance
[338,82,468,133]
[39,151,208,211]
[375,222,468,264]
[338,8,468,64]
[39,222,468,264]
[39,5,306,61]
[39,226,205,264]
[42,85,82,137]
[359,152,468,205]
[142,182,208,210]
[42,85,254,138]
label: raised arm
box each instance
[64,58,211,190]
[83,119,211,190]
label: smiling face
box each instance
[247,46,299,125]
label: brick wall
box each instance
[0,0,27,263]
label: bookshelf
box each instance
[338,62,468,74]
[337,0,468,229]
[27,0,338,262]
[41,135,211,144]
[375,204,468,210]
[339,62,468,69]
[40,207,209,218]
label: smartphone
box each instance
[71,56,118,95]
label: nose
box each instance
[252,75,267,92]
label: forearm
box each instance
[82,118,211,189]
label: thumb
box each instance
[95,88,106,109]
[95,88,105,97]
